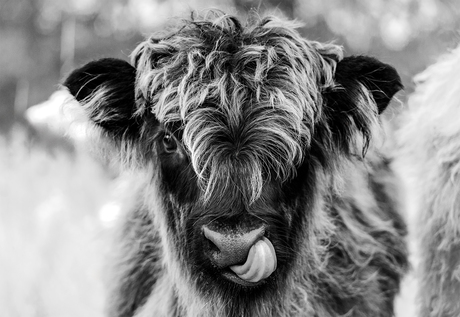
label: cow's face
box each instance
[63,13,402,312]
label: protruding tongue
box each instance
[230,237,277,283]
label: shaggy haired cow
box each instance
[63,11,407,317]
[396,45,460,317]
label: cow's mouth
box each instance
[221,270,266,287]
[225,237,277,285]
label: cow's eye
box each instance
[162,133,178,153]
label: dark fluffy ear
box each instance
[334,56,403,114]
[63,58,139,139]
[321,56,402,156]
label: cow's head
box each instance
[64,11,402,315]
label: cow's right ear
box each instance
[63,58,139,139]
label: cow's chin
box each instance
[193,266,278,299]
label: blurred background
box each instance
[1,0,459,316]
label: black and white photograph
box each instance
[1,0,460,316]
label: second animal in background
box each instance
[396,44,460,317]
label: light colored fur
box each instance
[395,44,460,317]
[132,14,343,204]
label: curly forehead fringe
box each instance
[131,10,344,203]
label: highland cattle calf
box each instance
[396,45,460,317]
[63,11,408,317]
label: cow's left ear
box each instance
[63,58,139,139]
[320,56,403,156]
[334,56,403,114]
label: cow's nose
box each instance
[202,224,265,268]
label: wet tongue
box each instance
[230,237,277,283]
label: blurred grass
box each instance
[0,127,114,317]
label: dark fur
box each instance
[63,11,407,317]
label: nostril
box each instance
[202,225,265,268]
[206,237,220,253]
